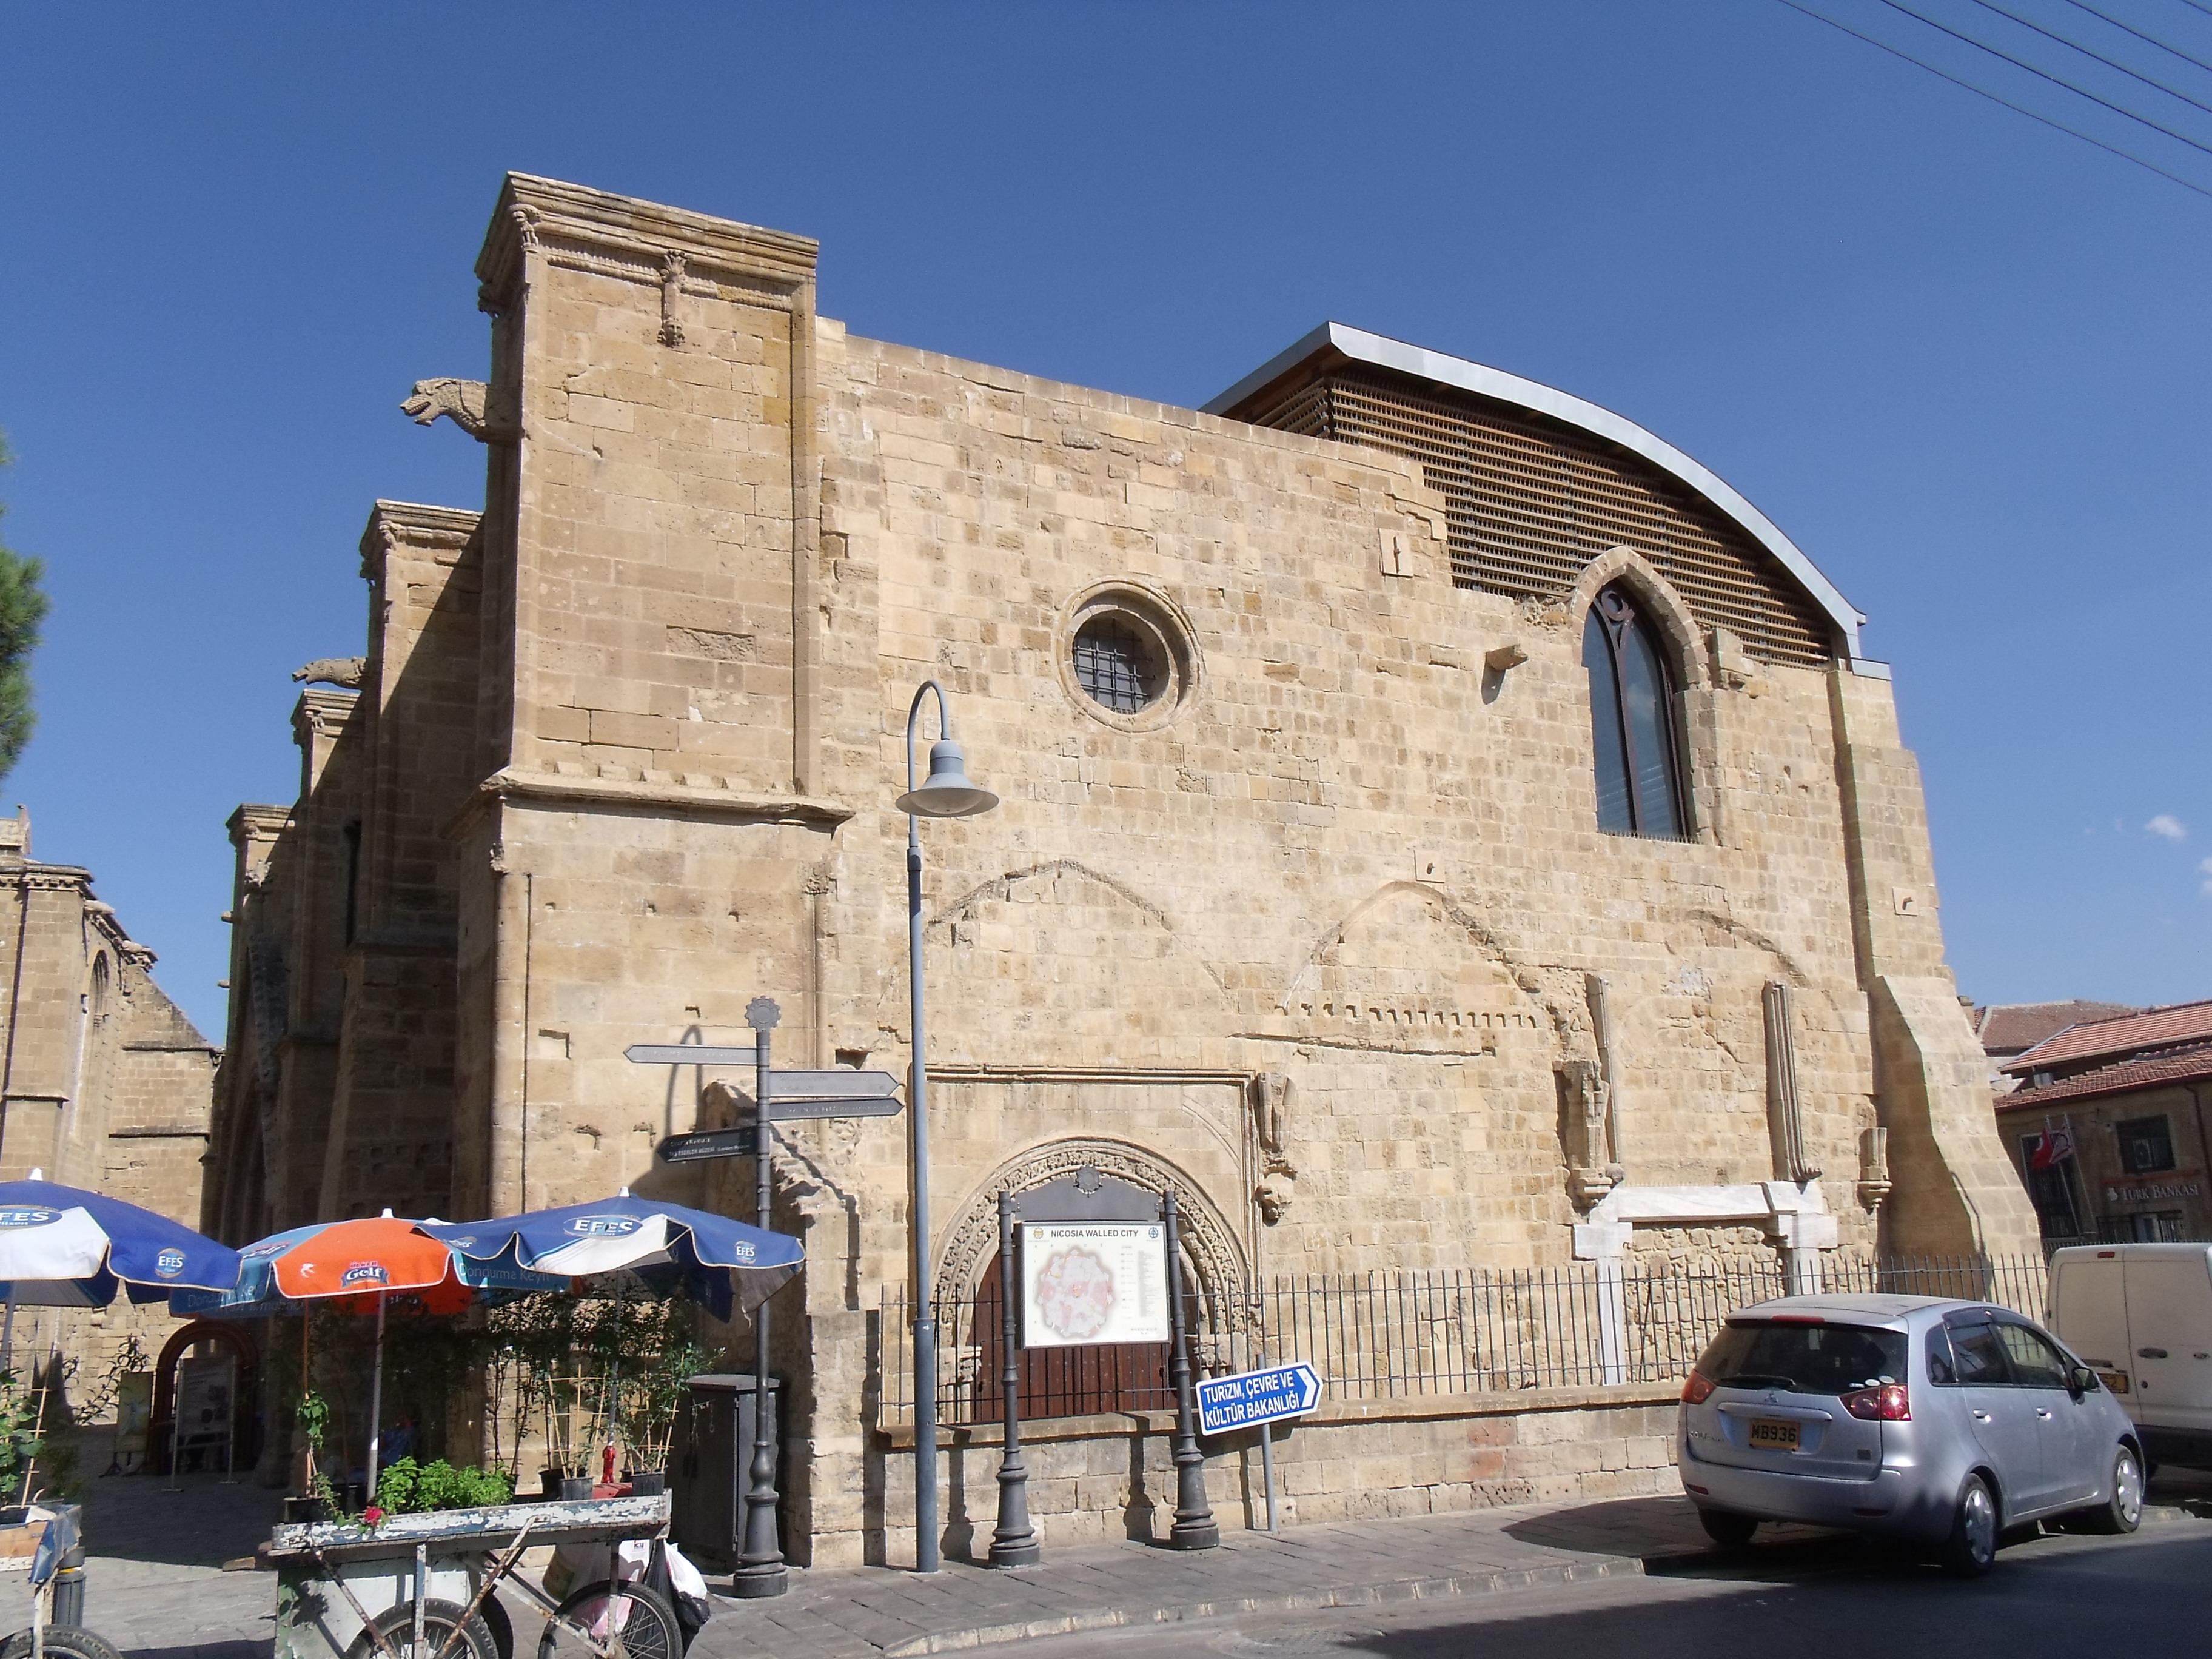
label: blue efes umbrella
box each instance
[431,1191,802,1321]
[0,1170,240,1308]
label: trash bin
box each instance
[668,1374,782,1570]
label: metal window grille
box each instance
[1242,367,1837,669]
[1072,616,1161,713]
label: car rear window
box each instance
[1695,1321,1908,1396]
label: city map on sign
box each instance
[1019,1222,1168,1349]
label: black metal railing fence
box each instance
[874,1252,2057,1428]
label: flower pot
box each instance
[541,1467,568,1500]
[626,1470,665,1496]
[559,1476,595,1501]
[282,1496,329,1524]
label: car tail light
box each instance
[1681,1371,1716,1404]
[1842,1382,1910,1421]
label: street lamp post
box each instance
[895,679,999,1574]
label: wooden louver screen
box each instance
[1246,368,1835,669]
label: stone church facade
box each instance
[206,174,2035,1563]
[0,811,219,1371]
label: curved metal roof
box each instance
[1204,323,1866,660]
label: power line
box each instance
[1772,0,2212,198]
[1970,0,2212,119]
[1875,0,2212,157]
[2061,0,2212,79]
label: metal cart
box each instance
[267,1493,679,1659]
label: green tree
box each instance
[0,438,49,785]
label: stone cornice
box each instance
[292,688,360,746]
[228,805,292,846]
[444,768,854,839]
[4,863,91,896]
[360,500,481,583]
[475,173,818,315]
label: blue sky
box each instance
[1,1,2206,1040]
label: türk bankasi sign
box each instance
[1019,1221,1168,1349]
[1195,1362,1322,1436]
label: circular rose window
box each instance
[1057,585,1198,731]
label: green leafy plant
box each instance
[372,1456,513,1514]
[295,1387,339,1509]
[0,1370,45,1501]
[0,437,50,785]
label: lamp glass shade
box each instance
[896,739,999,818]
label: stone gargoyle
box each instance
[293,657,367,689]
[400,378,518,444]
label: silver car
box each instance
[1677,1293,2143,1574]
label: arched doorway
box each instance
[151,1319,260,1475]
[943,1158,1230,1425]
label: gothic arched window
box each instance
[1583,583,1689,839]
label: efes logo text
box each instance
[565,1216,642,1238]
[340,1262,390,1289]
[0,1207,58,1228]
[154,1248,186,1278]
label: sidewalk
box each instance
[687,1496,1835,1659]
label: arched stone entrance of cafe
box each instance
[938,1140,1246,1422]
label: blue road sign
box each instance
[1194,1362,1322,1436]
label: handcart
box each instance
[0,1503,116,1659]
[267,1493,683,1659]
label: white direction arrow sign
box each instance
[625,1044,757,1066]
[1194,1362,1322,1436]
[768,1070,901,1100]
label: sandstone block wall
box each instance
[207,173,2039,1543]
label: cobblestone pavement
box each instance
[35,1469,2212,1659]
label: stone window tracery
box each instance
[1583,583,1689,839]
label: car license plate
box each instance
[2098,1371,2130,1395]
[1748,1418,1800,1452]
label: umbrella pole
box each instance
[600,1276,625,1483]
[0,1296,14,1375]
[366,1290,387,1504]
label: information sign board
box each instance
[1195,1362,1322,1436]
[1019,1221,1168,1348]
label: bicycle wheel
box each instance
[343,1597,498,1659]
[535,1581,680,1659]
[0,1627,127,1659]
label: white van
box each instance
[2049,1244,2212,1468]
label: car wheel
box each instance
[1940,1475,1999,1577]
[1697,1508,1758,1548]
[2084,1445,2143,1536]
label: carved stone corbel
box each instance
[658,250,687,347]
[1857,1125,1892,1213]
[1557,1058,1617,1210]
[1250,1071,1297,1224]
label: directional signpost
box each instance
[656,1125,760,1163]
[629,1014,908,1586]
[1193,1361,1322,1533]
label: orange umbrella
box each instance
[174,1211,568,1493]
[271,1215,480,1315]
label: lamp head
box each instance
[896,739,999,818]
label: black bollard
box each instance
[988,1190,1041,1566]
[1162,1190,1219,1550]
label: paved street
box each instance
[1006,1523,2212,1657]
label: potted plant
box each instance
[620,1306,714,1495]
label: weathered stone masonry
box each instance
[207,174,2037,1562]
